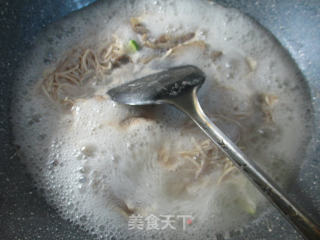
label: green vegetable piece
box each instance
[237,195,256,215]
[129,40,140,52]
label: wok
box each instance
[0,0,319,239]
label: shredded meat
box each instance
[145,32,196,50]
[130,18,149,35]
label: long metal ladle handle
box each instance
[166,87,320,240]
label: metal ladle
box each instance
[107,65,320,240]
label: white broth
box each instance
[12,0,312,239]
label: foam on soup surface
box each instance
[12,0,312,239]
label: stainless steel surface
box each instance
[0,0,319,239]
[108,65,320,240]
[107,65,206,106]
